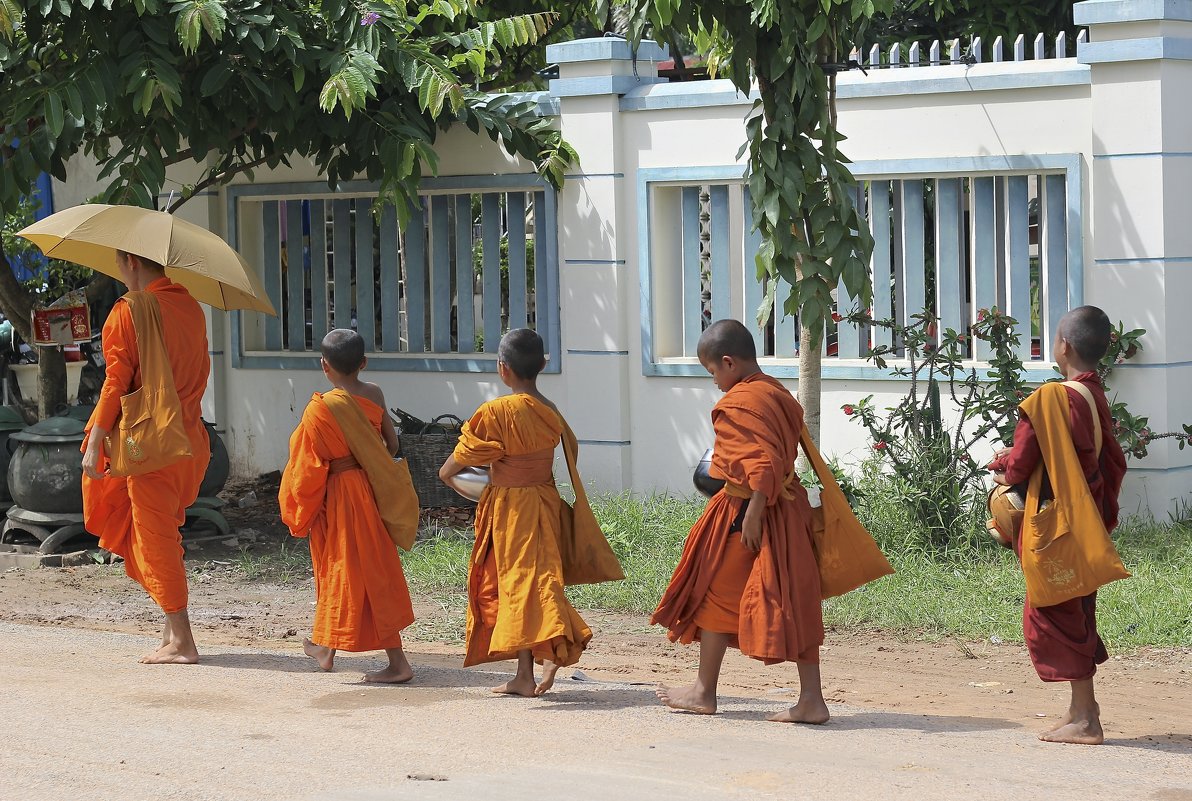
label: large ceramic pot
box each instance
[198,420,230,498]
[7,415,86,514]
[0,407,27,504]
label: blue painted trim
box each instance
[549,75,666,99]
[1126,462,1192,474]
[1094,256,1192,264]
[1093,151,1192,159]
[564,259,626,265]
[621,81,757,112]
[619,63,1089,112]
[836,62,1090,98]
[225,174,547,202]
[1074,0,1192,25]
[503,91,559,117]
[848,154,1081,177]
[1112,359,1192,369]
[208,350,225,356]
[643,360,1062,381]
[1078,37,1192,63]
[576,439,632,446]
[567,350,630,356]
[563,173,625,179]
[545,38,668,64]
[156,190,217,200]
[638,166,746,183]
[234,352,562,375]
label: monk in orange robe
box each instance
[82,251,210,664]
[439,328,591,697]
[990,306,1128,744]
[279,329,415,683]
[653,319,827,722]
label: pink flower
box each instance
[977,309,988,322]
[831,312,843,323]
[924,343,935,353]
[874,441,887,451]
[843,405,855,416]
[1141,428,1151,439]
[361,11,380,25]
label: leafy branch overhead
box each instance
[629,0,893,346]
[0,0,575,224]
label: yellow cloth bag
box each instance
[105,291,193,477]
[799,430,895,599]
[322,389,420,551]
[555,418,625,586]
[1018,382,1130,608]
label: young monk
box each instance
[438,328,595,697]
[989,306,1128,745]
[82,251,210,665]
[279,329,416,683]
[653,319,827,722]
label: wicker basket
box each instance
[394,412,474,508]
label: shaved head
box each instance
[498,328,546,379]
[321,328,366,375]
[697,319,757,363]
[1058,306,1112,365]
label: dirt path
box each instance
[1,558,1190,755]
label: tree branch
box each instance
[165,153,274,214]
[0,251,34,343]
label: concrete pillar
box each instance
[1076,0,1192,513]
[545,38,667,489]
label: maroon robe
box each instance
[995,371,1127,682]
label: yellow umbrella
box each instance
[16,204,276,316]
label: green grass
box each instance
[229,489,1192,650]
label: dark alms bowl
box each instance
[693,448,726,498]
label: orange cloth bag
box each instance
[555,419,625,586]
[322,389,420,551]
[1018,383,1130,608]
[105,291,193,477]
[799,430,894,599]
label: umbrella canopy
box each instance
[17,204,276,316]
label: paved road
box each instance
[1,622,1189,801]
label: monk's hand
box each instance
[991,471,1010,487]
[740,491,766,551]
[82,429,107,480]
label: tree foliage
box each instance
[628,0,893,349]
[872,0,1077,51]
[0,0,578,416]
[0,0,576,220]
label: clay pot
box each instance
[7,415,86,514]
[0,407,27,504]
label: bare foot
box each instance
[303,638,334,672]
[492,676,539,697]
[655,683,716,715]
[768,698,830,725]
[1039,719,1104,745]
[138,642,199,665]
[364,665,414,684]
[535,662,560,696]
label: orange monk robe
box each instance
[279,394,414,651]
[453,394,592,668]
[652,372,824,665]
[82,278,210,614]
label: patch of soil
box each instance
[0,555,1188,749]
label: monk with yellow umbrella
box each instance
[18,203,274,665]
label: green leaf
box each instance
[44,92,65,138]
[199,64,232,97]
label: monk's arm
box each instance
[83,303,136,478]
[361,383,401,456]
[439,454,465,483]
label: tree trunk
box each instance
[798,319,822,446]
[36,347,67,418]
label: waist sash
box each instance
[489,449,554,488]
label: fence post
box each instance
[1076,0,1192,515]
[545,38,668,490]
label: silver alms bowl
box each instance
[448,466,491,502]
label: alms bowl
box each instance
[693,448,726,499]
[448,466,490,502]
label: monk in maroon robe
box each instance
[990,306,1128,745]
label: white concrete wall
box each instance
[47,3,1192,517]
